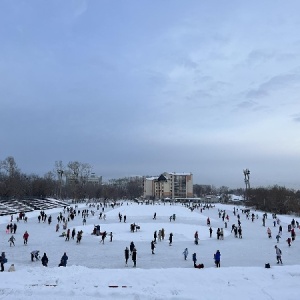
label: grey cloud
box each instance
[246,89,268,99]
[236,100,257,110]
[247,50,274,65]
[246,73,300,99]
[292,114,300,122]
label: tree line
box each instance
[192,184,300,215]
[1,156,300,215]
[0,156,143,201]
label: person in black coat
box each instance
[132,248,137,267]
[130,241,135,255]
[124,247,129,266]
[59,252,68,267]
[151,240,155,254]
[41,253,49,267]
[169,233,173,245]
[0,252,7,272]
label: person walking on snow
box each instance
[194,231,199,245]
[130,241,135,255]
[8,235,15,247]
[267,227,272,238]
[23,231,29,245]
[192,253,197,267]
[209,227,213,238]
[65,228,70,241]
[151,240,155,254]
[41,253,48,267]
[169,233,173,245]
[59,252,68,267]
[276,234,281,243]
[183,248,188,260]
[132,248,137,267]
[124,247,129,266]
[0,252,7,272]
[214,250,221,268]
[153,230,157,243]
[275,245,282,264]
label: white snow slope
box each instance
[0,201,299,300]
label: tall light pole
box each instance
[57,169,64,200]
[243,169,250,201]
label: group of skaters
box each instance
[7,230,29,246]
[30,250,67,267]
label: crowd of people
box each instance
[0,201,299,271]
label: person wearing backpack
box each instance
[275,245,282,264]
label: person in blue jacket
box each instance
[59,252,68,267]
[214,250,221,267]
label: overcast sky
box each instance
[1,1,300,188]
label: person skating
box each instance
[238,226,242,239]
[194,231,199,245]
[8,235,15,247]
[169,233,173,245]
[209,227,213,238]
[286,237,292,247]
[275,245,282,264]
[65,229,70,241]
[192,253,197,267]
[59,252,68,267]
[0,252,7,272]
[183,248,188,260]
[71,228,76,239]
[130,241,135,255]
[132,247,137,267]
[78,230,83,243]
[23,231,29,245]
[100,231,106,244]
[41,253,49,267]
[124,247,129,266]
[267,227,272,238]
[214,250,221,268]
[276,234,281,243]
[151,240,155,254]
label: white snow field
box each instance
[0,200,299,300]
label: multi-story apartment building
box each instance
[143,172,193,199]
[66,172,102,185]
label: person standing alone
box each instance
[275,245,282,264]
[214,250,221,268]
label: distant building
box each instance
[87,173,102,185]
[66,172,102,185]
[143,172,193,199]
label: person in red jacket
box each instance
[23,231,29,245]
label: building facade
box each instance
[143,172,193,199]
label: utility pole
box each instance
[57,169,64,200]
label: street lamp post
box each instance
[243,169,250,201]
[57,170,64,200]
